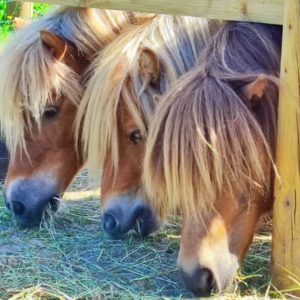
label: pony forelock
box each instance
[77,15,221,177]
[144,22,281,220]
[0,6,146,158]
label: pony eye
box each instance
[129,129,143,144]
[42,106,59,121]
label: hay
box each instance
[0,170,290,299]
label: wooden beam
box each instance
[17,0,284,25]
[272,0,300,296]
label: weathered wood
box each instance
[7,2,32,20]
[17,0,284,25]
[272,0,300,296]
[19,2,33,20]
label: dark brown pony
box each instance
[0,7,149,227]
[144,22,282,296]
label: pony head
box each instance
[0,7,146,227]
[77,15,221,237]
[144,22,281,296]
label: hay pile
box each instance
[0,171,288,299]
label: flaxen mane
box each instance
[144,22,281,219]
[77,15,221,175]
[0,7,148,158]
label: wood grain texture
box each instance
[272,0,300,296]
[16,0,284,24]
[19,2,33,20]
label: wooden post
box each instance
[7,2,32,20]
[19,2,33,20]
[272,0,300,296]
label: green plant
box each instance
[0,0,14,40]
[0,2,53,43]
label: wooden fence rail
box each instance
[16,0,284,25]
[12,0,300,296]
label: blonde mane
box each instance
[144,22,281,219]
[77,15,221,176]
[0,7,148,158]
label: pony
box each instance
[144,22,282,296]
[0,7,150,227]
[77,15,222,237]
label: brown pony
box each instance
[144,22,282,296]
[0,7,150,227]
[77,15,222,237]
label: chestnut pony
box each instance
[0,7,149,227]
[144,22,282,296]
[77,15,221,237]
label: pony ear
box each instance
[40,30,68,60]
[13,17,30,30]
[242,75,268,104]
[139,48,160,83]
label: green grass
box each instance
[0,179,186,299]
[0,1,54,44]
[0,171,293,299]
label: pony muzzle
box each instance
[102,193,160,238]
[4,174,60,227]
[177,217,239,296]
[178,259,238,297]
[180,266,216,297]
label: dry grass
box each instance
[0,170,297,299]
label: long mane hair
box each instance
[0,7,147,157]
[77,15,221,175]
[144,22,282,219]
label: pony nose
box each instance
[6,195,59,228]
[4,176,60,227]
[11,201,25,215]
[102,202,159,238]
[102,211,121,236]
[180,267,215,297]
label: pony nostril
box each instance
[103,212,119,234]
[136,207,144,217]
[199,268,214,293]
[11,201,25,215]
[181,267,215,297]
[133,205,159,237]
[49,195,60,212]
